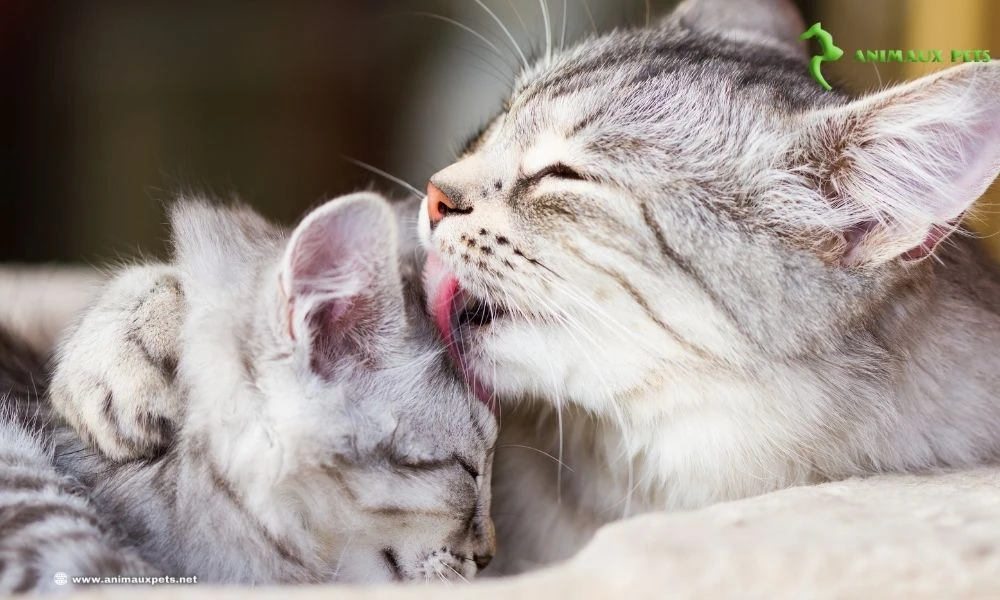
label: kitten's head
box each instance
[418,0,1000,415]
[172,193,496,583]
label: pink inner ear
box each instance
[840,220,878,267]
[900,222,956,262]
[900,225,954,260]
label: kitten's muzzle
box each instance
[427,182,472,230]
[454,292,507,329]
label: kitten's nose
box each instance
[470,515,495,573]
[427,182,456,226]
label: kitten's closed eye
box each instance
[530,163,586,182]
[394,454,480,482]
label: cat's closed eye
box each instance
[393,454,480,482]
[530,163,586,182]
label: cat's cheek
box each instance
[417,195,433,248]
[463,324,558,395]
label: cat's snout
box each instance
[427,182,455,225]
[427,181,472,229]
[473,552,492,571]
[465,513,496,573]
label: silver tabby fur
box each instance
[2,192,496,588]
[417,0,1000,574]
[0,328,156,593]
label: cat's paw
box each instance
[50,265,185,461]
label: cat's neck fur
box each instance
[491,239,1000,572]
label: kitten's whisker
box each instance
[578,0,597,35]
[472,0,529,69]
[443,562,469,583]
[506,0,531,38]
[331,534,355,581]
[516,285,623,485]
[529,281,671,439]
[537,272,663,357]
[409,12,517,73]
[624,456,634,518]
[538,0,553,63]
[441,568,454,586]
[445,42,517,88]
[557,282,663,355]
[338,156,424,199]
[519,282,624,384]
[871,61,883,88]
[560,0,568,51]
[556,391,565,503]
[498,444,575,471]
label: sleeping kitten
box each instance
[0,325,158,594]
[45,192,497,583]
[418,0,1000,573]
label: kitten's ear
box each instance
[278,192,403,361]
[669,0,806,55]
[792,63,1000,267]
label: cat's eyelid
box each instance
[530,162,587,182]
[454,456,480,480]
[392,454,480,479]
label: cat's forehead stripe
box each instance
[510,31,823,126]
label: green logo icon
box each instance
[800,22,843,91]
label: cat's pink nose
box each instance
[427,182,456,226]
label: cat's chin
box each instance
[423,253,501,415]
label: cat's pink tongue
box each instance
[427,254,460,351]
[423,253,497,416]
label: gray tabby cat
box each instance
[418,0,1000,574]
[36,192,496,584]
[0,327,156,593]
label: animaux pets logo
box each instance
[799,22,991,91]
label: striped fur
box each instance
[417,0,1000,574]
[43,193,497,583]
[0,327,155,594]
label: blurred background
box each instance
[1,0,998,265]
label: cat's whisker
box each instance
[506,0,530,38]
[517,283,624,397]
[535,271,664,357]
[560,0,569,51]
[472,0,529,69]
[443,561,469,583]
[338,156,424,199]
[331,534,355,581]
[453,45,518,88]
[498,444,575,471]
[409,12,518,72]
[514,285,627,493]
[522,277,660,441]
[623,456,635,518]
[557,285,664,357]
[538,0,553,63]
[436,37,516,89]
[509,286,571,498]
[578,0,597,35]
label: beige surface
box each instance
[0,265,104,354]
[59,468,1000,599]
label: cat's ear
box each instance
[669,0,806,55]
[791,63,1000,267]
[278,192,403,361]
